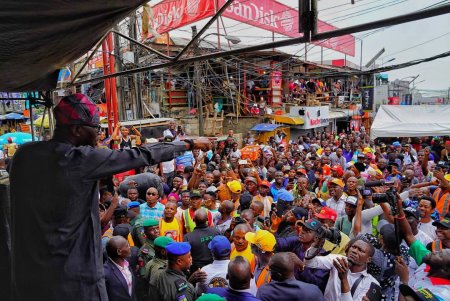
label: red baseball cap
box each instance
[315,207,337,222]
[296,168,307,175]
[331,165,344,177]
[259,180,271,188]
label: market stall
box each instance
[371,105,450,139]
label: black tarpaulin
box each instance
[0,0,147,92]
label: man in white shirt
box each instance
[160,136,176,186]
[403,207,433,246]
[329,148,347,170]
[305,238,379,301]
[196,235,231,295]
[229,142,241,159]
[402,207,433,274]
[163,120,184,141]
[417,196,437,239]
[326,179,347,217]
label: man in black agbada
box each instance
[9,94,210,301]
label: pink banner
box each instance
[143,0,216,38]
[219,0,355,56]
[143,0,355,56]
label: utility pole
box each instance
[113,26,124,121]
[129,13,143,119]
[192,26,204,136]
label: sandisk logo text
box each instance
[225,1,281,29]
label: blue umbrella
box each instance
[4,112,26,120]
[0,132,33,147]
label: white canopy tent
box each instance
[371,105,450,139]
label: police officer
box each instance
[151,242,206,301]
[144,236,173,281]
[137,219,159,299]
[128,201,145,247]
[139,219,159,266]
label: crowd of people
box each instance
[7,93,450,301]
[97,119,450,301]
[287,78,361,106]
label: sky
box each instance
[149,0,450,95]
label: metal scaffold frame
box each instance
[72,1,450,85]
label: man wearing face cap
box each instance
[275,218,330,291]
[9,94,210,301]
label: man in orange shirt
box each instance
[217,170,239,202]
[432,169,450,217]
[226,180,243,210]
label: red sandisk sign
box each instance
[220,0,300,38]
[144,0,355,56]
[144,0,216,37]
[220,0,355,56]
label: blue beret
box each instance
[166,242,191,256]
[277,189,294,202]
[127,201,140,209]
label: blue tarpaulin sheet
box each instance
[251,123,281,132]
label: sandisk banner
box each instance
[220,0,301,40]
[143,0,216,37]
[144,0,355,56]
[220,0,355,56]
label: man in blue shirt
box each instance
[270,170,285,202]
[176,150,195,167]
[257,252,325,301]
[139,187,164,220]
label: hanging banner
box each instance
[143,0,355,56]
[271,71,282,90]
[402,94,412,105]
[142,0,216,39]
[362,87,374,112]
[219,0,355,56]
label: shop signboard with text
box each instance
[290,105,330,129]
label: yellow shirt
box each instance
[231,244,256,271]
[5,143,17,157]
[159,218,183,242]
[323,231,350,255]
